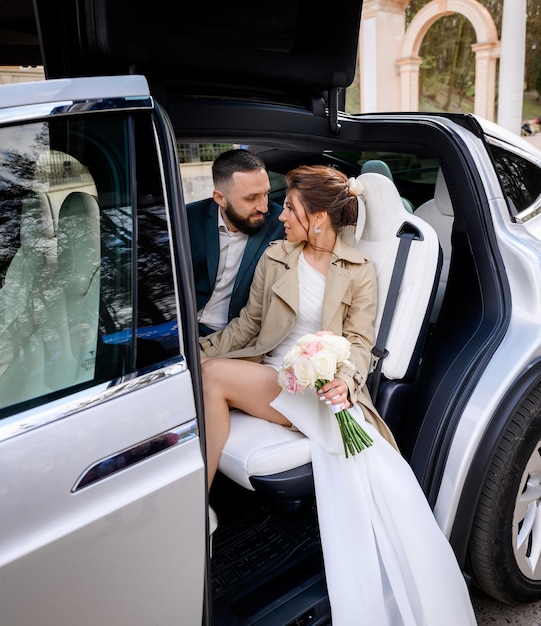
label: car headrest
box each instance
[434,169,453,217]
[358,172,409,240]
[361,159,393,180]
[57,191,101,299]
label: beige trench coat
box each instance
[199,237,397,448]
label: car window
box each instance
[321,150,439,210]
[178,142,234,203]
[321,149,438,209]
[488,143,541,220]
[0,112,180,416]
[178,142,288,205]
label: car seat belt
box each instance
[369,222,421,401]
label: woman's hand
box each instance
[316,377,351,410]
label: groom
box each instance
[187,149,284,336]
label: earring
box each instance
[314,223,321,234]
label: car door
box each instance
[0,75,207,625]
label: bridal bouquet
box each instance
[277,331,373,458]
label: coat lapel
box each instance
[232,228,263,294]
[267,241,301,314]
[205,203,220,287]
[321,262,352,328]
[233,214,279,294]
[322,238,369,328]
[271,264,299,314]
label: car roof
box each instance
[0,1,364,110]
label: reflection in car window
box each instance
[0,113,179,416]
[488,143,541,219]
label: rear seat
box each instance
[415,169,453,320]
[218,171,441,500]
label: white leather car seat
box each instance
[0,191,58,406]
[218,172,441,498]
[0,191,58,324]
[55,191,101,386]
[0,190,101,408]
[415,169,453,319]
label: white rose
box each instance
[292,355,317,388]
[281,344,302,368]
[310,349,338,382]
[318,334,350,362]
[297,333,319,349]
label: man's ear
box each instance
[213,189,225,208]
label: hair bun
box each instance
[347,177,364,198]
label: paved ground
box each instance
[525,131,541,150]
[471,586,541,624]
[466,129,541,625]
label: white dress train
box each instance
[270,390,478,626]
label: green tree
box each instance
[535,68,541,99]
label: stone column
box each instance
[396,56,423,111]
[497,0,527,134]
[359,0,410,112]
[472,41,500,121]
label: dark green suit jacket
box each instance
[187,198,284,331]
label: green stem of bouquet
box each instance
[315,379,374,458]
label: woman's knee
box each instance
[201,358,232,390]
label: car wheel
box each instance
[469,385,541,603]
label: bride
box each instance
[199,164,477,625]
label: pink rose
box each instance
[284,367,304,393]
[301,340,323,358]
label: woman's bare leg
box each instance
[201,357,290,490]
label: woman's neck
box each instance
[302,234,336,275]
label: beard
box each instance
[224,200,266,235]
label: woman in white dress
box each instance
[199,165,477,625]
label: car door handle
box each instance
[72,420,198,491]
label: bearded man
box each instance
[187,149,284,336]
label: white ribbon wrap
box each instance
[347,177,366,242]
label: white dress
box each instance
[267,254,477,626]
[264,253,325,369]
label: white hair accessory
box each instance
[347,177,366,242]
[347,177,364,198]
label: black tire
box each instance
[469,384,541,603]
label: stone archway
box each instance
[396,0,500,119]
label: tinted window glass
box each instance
[0,112,179,415]
[488,143,541,218]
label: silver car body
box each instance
[0,75,206,626]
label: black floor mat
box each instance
[210,475,322,603]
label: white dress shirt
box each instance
[198,210,248,331]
